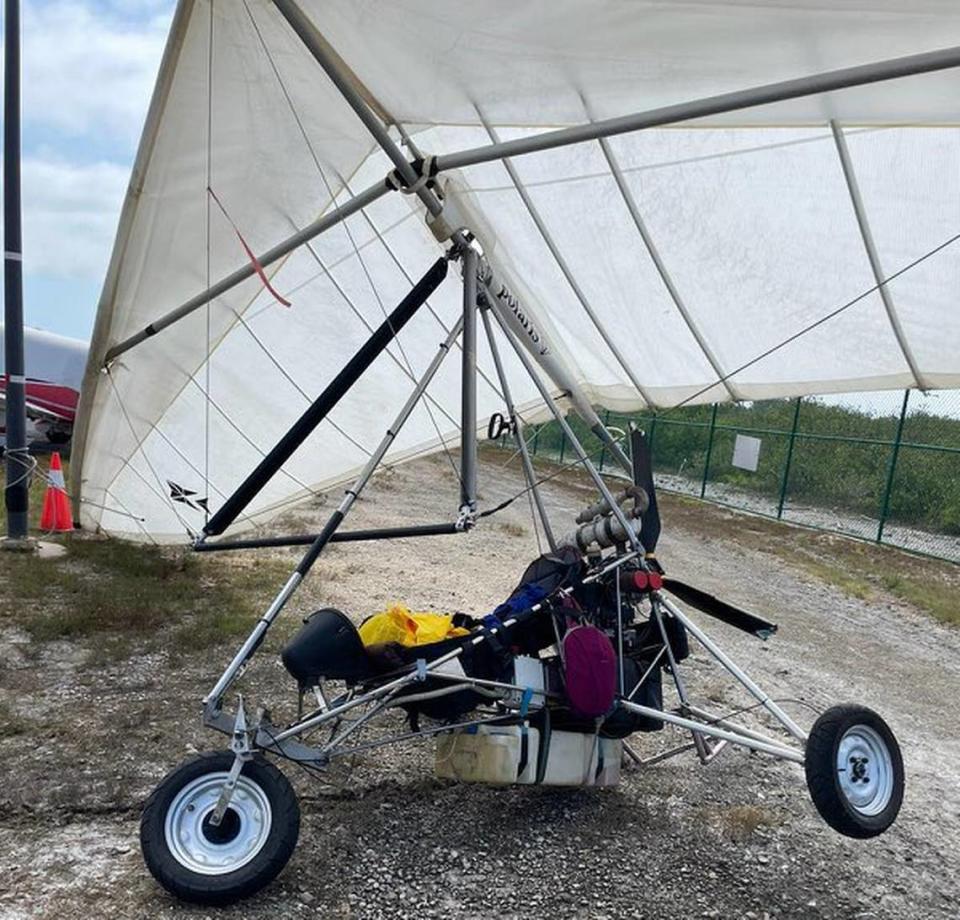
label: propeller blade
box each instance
[662,577,778,640]
[630,427,661,552]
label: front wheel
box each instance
[804,704,904,839]
[140,752,300,904]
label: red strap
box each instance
[208,187,291,307]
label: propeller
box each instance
[628,426,777,639]
[661,577,778,640]
[630,426,661,554]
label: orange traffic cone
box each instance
[40,451,73,532]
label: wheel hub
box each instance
[201,807,242,845]
[836,725,894,816]
[164,772,273,875]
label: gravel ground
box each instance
[2,451,959,920]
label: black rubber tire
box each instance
[140,752,300,905]
[804,704,904,839]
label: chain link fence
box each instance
[513,389,960,564]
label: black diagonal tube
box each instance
[204,257,448,536]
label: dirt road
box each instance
[2,452,958,919]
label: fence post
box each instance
[777,397,802,519]
[877,389,910,543]
[558,427,566,464]
[531,424,540,456]
[700,403,719,499]
[598,408,610,471]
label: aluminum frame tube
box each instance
[652,598,710,762]
[480,260,632,474]
[275,683,805,767]
[272,595,522,743]
[296,316,464,576]
[460,248,478,513]
[830,119,925,389]
[486,301,643,552]
[435,45,960,173]
[323,711,518,761]
[103,178,391,363]
[686,704,796,749]
[659,594,807,741]
[479,306,557,550]
[619,701,804,763]
[268,551,639,744]
[194,521,461,552]
[203,318,462,710]
[272,0,444,219]
[203,570,303,706]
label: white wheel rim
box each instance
[836,725,895,817]
[164,771,273,875]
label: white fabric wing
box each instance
[73,0,960,541]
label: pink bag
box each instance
[562,625,617,718]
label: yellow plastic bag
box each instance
[409,611,470,644]
[358,602,469,647]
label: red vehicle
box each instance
[0,324,87,446]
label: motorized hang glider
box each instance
[68,0,960,905]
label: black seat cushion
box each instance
[281,608,375,686]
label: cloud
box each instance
[22,156,129,280]
[23,2,172,150]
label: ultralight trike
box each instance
[138,242,905,903]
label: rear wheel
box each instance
[140,752,300,904]
[804,705,904,839]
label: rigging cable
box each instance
[240,0,464,489]
[476,228,960,518]
[657,229,960,419]
[105,368,198,537]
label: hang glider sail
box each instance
[73,1,960,541]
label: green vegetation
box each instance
[0,452,57,534]
[490,441,959,626]
[0,699,30,739]
[526,397,960,539]
[0,535,292,659]
[875,570,958,627]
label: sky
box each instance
[7,1,175,342]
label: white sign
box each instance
[732,434,762,472]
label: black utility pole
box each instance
[4,0,29,542]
